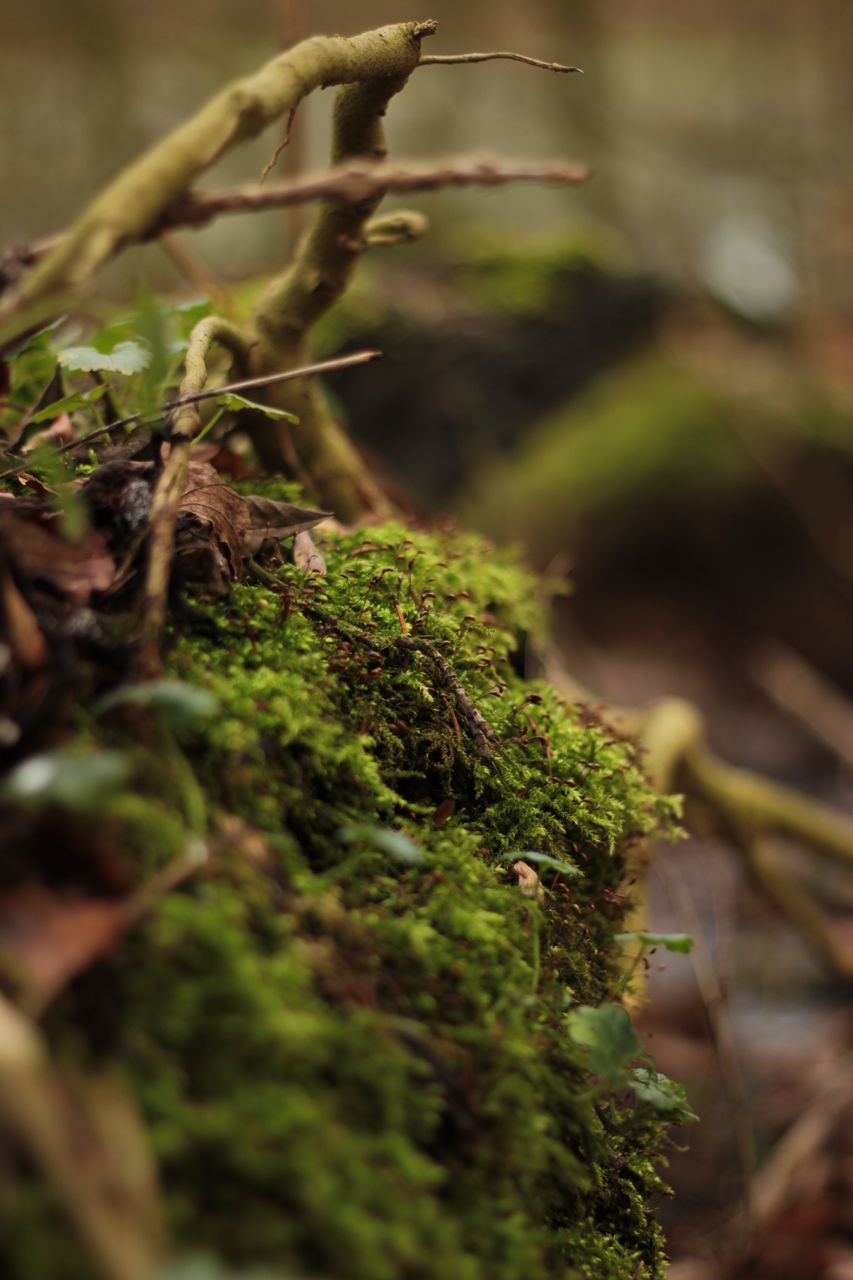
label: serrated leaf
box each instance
[1,749,131,812]
[58,340,151,375]
[338,824,424,865]
[503,849,582,877]
[566,1003,641,1086]
[631,1067,698,1122]
[29,383,106,424]
[92,679,220,732]
[616,931,694,955]
[215,391,298,423]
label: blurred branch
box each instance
[0,994,165,1280]
[752,640,853,775]
[542,647,853,983]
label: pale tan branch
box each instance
[9,157,589,275]
[752,640,853,776]
[746,838,853,982]
[419,51,581,73]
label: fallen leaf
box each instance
[179,462,328,579]
[0,561,48,669]
[0,885,124,1011]
[20,411,77,453]
[1,510,115,604]
[293,529,327,575]
[241,489,330,554]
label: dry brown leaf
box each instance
[178,462,328,580]
[0,562,48,668]
[241,489,330,554]
[20,411,77,454]
[0,885,124,1012]
[1,512,114,603]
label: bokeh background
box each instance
[4,3,853,1276]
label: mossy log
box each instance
[0,515,682,1280]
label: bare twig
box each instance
[656,856,756,1229]
[398,635,498,760]
[9,158,589,275]
[260,106,297,184]
[419,52,582,73]
[0,995,165,1280]
[0,349,382,482]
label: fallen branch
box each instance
[542,648,853,984]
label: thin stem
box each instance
[419,52,582,73]
[0,349,381,482]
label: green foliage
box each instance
[1,747,131,812]
[58,339,151,375]
[566,1004,641,1088]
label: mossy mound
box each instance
[1,517,682,1280]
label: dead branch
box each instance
[419,51,582,73]
[5,157,589,283]
[752,640,853,776]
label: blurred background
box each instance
[4,2,853,1276]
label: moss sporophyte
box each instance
[2,516,685,1280]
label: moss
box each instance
[461,349,853,556]
[7,517,681,1280]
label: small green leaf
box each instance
[215,392,298,423]
[338,824,424,864]
[566,1003,641,1086]
[1,749,131,812]
[58,340,151,375]
[92,679,220,732]
[616,931,694,955]
[631,1067,698,1122]
[30,384,107,423]
[503,849,582,877]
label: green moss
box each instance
[461,350,853,555]
[8,519,681,1280]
